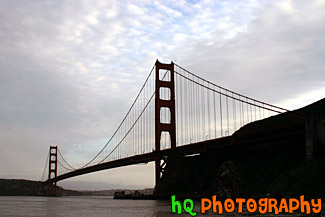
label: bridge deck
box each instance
[47,122,304,183]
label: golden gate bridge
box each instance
[41,60,302,195]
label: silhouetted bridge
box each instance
[41,60,304,195]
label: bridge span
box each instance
[41,60,303,195]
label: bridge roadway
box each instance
[46,121,304,184]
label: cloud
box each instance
[170,0,325,105]
[0,0,324,189]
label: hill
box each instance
[155,98,325,198]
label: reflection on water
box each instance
[0,196,324,217]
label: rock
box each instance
[113,190,126,199]
[215,161,247,199]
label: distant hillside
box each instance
[0,178,153,197]
[0,179,41,196]
[0,179,84,196]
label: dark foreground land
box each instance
[155,98,325,199]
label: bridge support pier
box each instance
[155,156,161,187]
[47,182,57,196]
[155,60,176,187]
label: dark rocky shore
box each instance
[154,98,325,199]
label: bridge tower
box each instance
[48,146,57,196]
[155,60,176,186]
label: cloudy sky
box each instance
[0,0,324,190]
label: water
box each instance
[0,196,324,217]
[0,196,179,217]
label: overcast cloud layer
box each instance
[0,0,324,190]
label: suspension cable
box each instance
[81,64,156,168]
[41,150,49,181]
[98,69,170,163]
[57,148,76,170]
[174,63,290,112]
[174,70,291,115]
[99,92,155,163]
[57,159,74,171]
